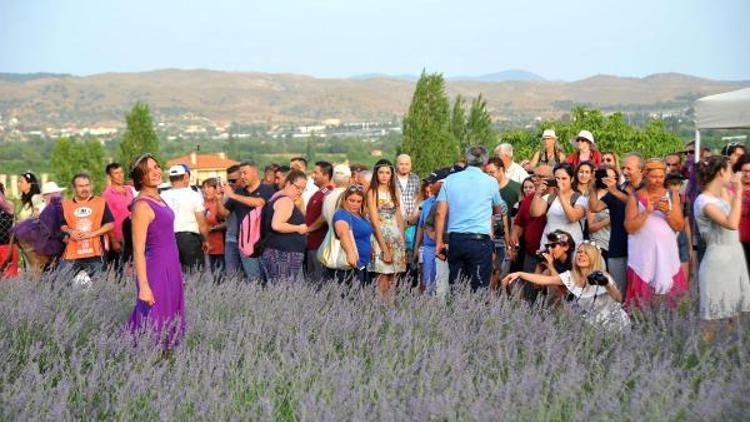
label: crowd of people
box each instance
[1,130,749,344]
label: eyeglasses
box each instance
[544,243,560,249]
[227,178,238,184]
[292,183,307,192]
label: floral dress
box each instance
[368,190,406,274]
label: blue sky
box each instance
[1,0,748,81]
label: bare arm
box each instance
[334,219,359,268]
[132,201,155,305]
[271,198,307,234]
[503,271,563,287]
[367,191,388,251]
[558,192,586,222]
[530,194,548,218]
[195,211,210,242]
[703,195,742,230]
[587,208,610,233]
[307,213,327,232]
[624,195,651,234]
[529,151,541,168]
[434,200,448,246]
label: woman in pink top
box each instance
[624,160,687,309]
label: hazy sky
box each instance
[1,0,748,81]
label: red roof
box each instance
[166,153,239,170]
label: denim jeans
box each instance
[421,245,436,295]
[224,240,263,282]
[224,241,242,276]
[447,234,494,291]
[59,256,104,279]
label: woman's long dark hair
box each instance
[368,159,400,210]
[19,172,40,208]
[698,155,730,189]
[573,161,595,193]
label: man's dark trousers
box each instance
[447,233,494,291]
[175,232,204,272]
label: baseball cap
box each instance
[332,164,352,178]
[168,164,190,177]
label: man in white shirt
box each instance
[322,164,352,225]
[161,164,210,272]
[494,143,529,184]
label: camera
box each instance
[587,271,609,286]
[534,248,549,263]
[594,169,608,190]
[544,178,557,188]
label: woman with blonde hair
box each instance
[504,241,629,331]
[624,159,687,309]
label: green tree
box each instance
[118,101,160,168]
[402,71,459,176]
[449,95,466,145]
[465,94,496,148]
[50,138,107,193]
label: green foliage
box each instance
[448,94,496,151]
[402,71,460,176]
[502,107,685,162]
[465,94,497,148]
[118,101,160,169]
[449,95,466,145]
[49,137,107,193]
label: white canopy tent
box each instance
[694,88,750,161]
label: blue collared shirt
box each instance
[436,166,504,235]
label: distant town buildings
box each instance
[166,151,239,185]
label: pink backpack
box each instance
[238,206,263,257]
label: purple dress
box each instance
[128,197,185,347]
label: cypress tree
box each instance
[401,71,459,176]
[118,101,160,168]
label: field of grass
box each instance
[1,273,749,420]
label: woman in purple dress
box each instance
[128,154,185,348]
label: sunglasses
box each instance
[347,185,365,193]
[227,178,238,184]
[131,153,155,168]
[545,243,560,249]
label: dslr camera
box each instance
[587,270,610,286]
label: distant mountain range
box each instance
[351,69,545,82]
[0,69,747,128]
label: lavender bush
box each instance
[1,272,749,420]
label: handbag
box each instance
[317,223,358,270]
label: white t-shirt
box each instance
[161,187,205,234]
[302,177,317,209]
[506,162,530,185]
[322,187,346,225]
[542,194,588,246]
[559,271,629,331]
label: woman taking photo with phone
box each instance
[531,163,588,246]
[624,159,687,309]
[694,155,750,337]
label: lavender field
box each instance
[1,273,749,420]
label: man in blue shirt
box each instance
[435,146,505,291]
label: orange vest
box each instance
[62,196,106,260]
